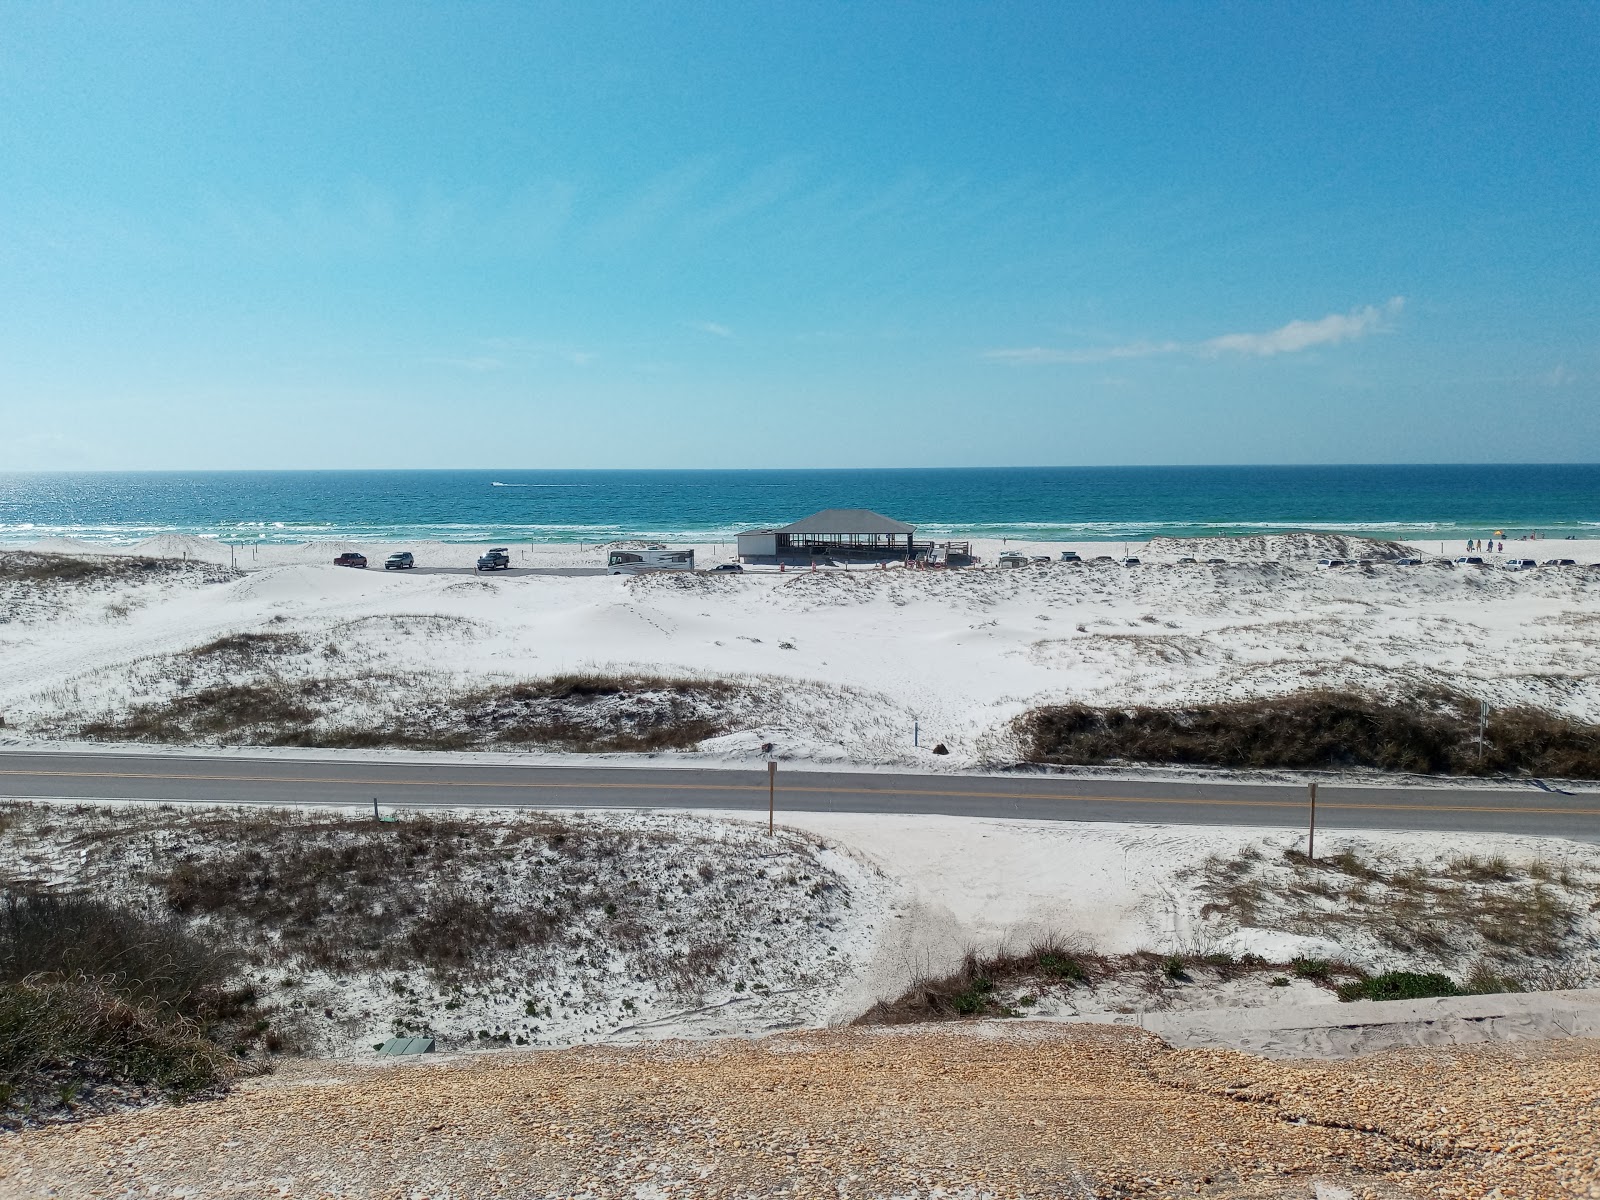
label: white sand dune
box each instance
[6,535,1600,763]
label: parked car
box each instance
[1505,558,1538,571]
[1121,556,1141,567]
[1393,557,1422,566]
[1058,551,1082,563]
[1316,558,1345,569]
[711,562,744,573]
[1453,556,1484,566]
[384,551,415,570]
[1031,555,1052,565]
[1542,558,1577,567]
[1206,557,1226,565]
[476,548,511,571]
[334,552,367,568]
[997,552,1029,568]
[1091,555,1115,563]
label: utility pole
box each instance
[1307,781,1317,860]
[767,760,776,836]
[1478,699,1490,762]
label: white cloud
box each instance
[985,298,1404,365]
[1201,297,1404,357]
[688,320,733,338]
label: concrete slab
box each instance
[1063,988,1600,1058]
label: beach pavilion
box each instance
[736,508,968,564]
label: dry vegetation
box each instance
[1188,843,1597,990]
[1016,687,1600,777]
[856,936,1131,1024]
[0,892,281,1129]
[858,838,1598,1027]
[149,808,776,987]
[854,939,1508,1028]
[0,802,870,1065]
[0,552,225,586]
[73,666,754,753]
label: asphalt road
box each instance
[1,749,1595,840]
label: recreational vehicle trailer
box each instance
[607,549,695,575]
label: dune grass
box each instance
[0,891,278,1126]
[1015,687,1600,777]
[0,552,225,586]
[76,671,748,752]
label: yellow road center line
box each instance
[0,767,1594,817]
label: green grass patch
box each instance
[1336,971,1460,1002]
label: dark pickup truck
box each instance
[475,548,511,571]
[334,552,367,568]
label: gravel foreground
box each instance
[0,1024,1595,1199]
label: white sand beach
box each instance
[5,531,1600,766]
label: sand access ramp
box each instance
[3,1023,1596,1198]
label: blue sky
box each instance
[2,2,1596,469]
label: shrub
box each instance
[1337,971,1459,1002]
[0,891,234,1015]
[79,671,750,753]
[1014,687,1600,778]
[0,975,239,1122]
[1036,952,1087,983]
[0,553,217,586]
[855,938,1097,1025]
[1461,964,1525,996]
[0,892,269,1125]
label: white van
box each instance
[608,549,695,575]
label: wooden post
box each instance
[767,760,776,836]
[1307,782,1317,860]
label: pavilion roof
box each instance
[777,508,914,536]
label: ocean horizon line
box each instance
[3,464,1595,547]
[5,462,1600,476]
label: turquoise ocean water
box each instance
[0,466,1596,545]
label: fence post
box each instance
[1307,782,1317,860]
